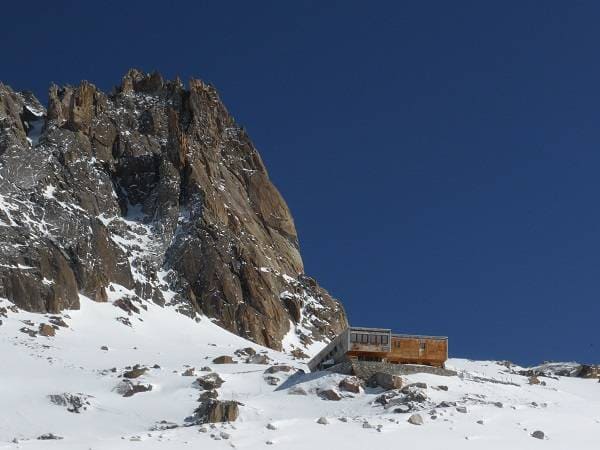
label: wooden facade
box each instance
[387,335,448,367]
[308,326,448,372]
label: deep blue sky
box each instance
[2,1,599,365]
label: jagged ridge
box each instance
[0,69,347,351]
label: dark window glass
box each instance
[382,335,389,345]
[420,342,426,351]
[370,334,377,344]
[361,334,368,343]
[351,333,358,343]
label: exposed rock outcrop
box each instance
[339,376,362,393]
[191,399,240,423]
[48,393,91,413]
[0,70,348,351]
[195,372,225,390]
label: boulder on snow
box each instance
[339,376,362,393]
[193,400,240,423]
[247,354,271,364]
[402,382,427,392]
[48,393,91,413]
[579,364,600,379]
[264,365,295,374]
[402,386,428,403]
[123,365,147,379]
[316,417,329,425]
[318,388,342,401]
[531,430,545,440]
[393,404,411,414]
[115,380,153,397]
[369,372,404,390]
[39,323,56,337]
[234,347,256,357]
[407,414,424,425]
[374,391,399,405]
[213,355,236,364]
[150,420,179,431]
[265,376,280,385]
[37,433,63,440]
[456,406,468,413]
[384,389,428,412]
[182,367,196,376]
[195,373,225,390]
[528,376,541,385]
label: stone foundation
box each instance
[326,360,457,379]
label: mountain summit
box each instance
[0,69,347,351]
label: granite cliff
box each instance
[0,70,347,351]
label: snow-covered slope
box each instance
[1,295,599,449]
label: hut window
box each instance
[382,335,389,345]
[351,333,358,343]
[420,342,426,352]
[360,334,368,344]
[369,334,377,344]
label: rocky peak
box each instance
[0,69,347,351]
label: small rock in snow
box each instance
[531,430,545,440]
[264,365,295,374]
[408,414,424,426]
[265,376,280,386]
[318,388,342,401]
[213,355,236,364]
[316,417,329,425]
[37,433,63,440]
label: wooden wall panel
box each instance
[387,337,447,367]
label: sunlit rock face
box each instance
[0,70,347,350]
